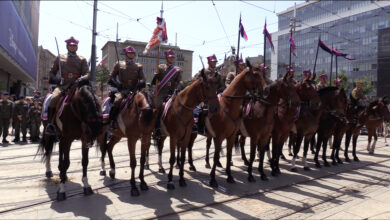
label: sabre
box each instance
[54,37,63,85]
[199,55,205,69]
[114,22,120,65]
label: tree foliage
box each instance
[96,65,110,98]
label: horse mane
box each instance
[140,91,155,124]
[78,85,101,120]
[317,86,339,96]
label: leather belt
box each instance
[62,73,80,79]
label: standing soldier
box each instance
[0,92,13,144]
[13,95,29,142]
[352,81,364,100]
[316,73,328,90]
[151,49,182,139]
[45,36,90,135]
[29,96,42,142]
[108,46,145,129]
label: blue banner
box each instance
[0,1,37,79]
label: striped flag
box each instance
[289,34,296,56]
[263,21,274,52]
[143,17,168,55]
[319,39,333,54]
[239,21,248,41]
[331,48,356,60]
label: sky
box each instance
[38,1,300,76]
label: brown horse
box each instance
[97,90,157,196]
[187,61,265,187]
[363,97,390,154]
[37,84,103,201]
[314,87,347,168]
[153,69,220,189]
[239,72,299,181]
[290,76,322,172]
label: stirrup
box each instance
[45,123,57,135]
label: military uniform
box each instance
[13,98,29,142]
[152,63,182,106]
[0,96,13,143]
[225,72,235,87]
[29,101,42,142]
[352,87,364,100]
[195,67,225,93]
[316,82,327,91]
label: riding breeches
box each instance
[49,87,63,109]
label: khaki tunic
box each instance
[29,104,42,139]
[352,88,364,100]
[13,100,28,139]
[151,64,182,105]
[316,82,327,91]
[111,60,145,93]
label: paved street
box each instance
[0,133,390,219]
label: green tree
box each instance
[96,65,110,99]
[359,75,374,96]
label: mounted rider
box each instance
[195,54,225,93]
[152,49,183,139]
[225,58,245,88]
[316,73,328,90]
[351,81,364,100]
[45,36,89,135]
[286,66,297,84]
[108,46,145,129]
[334,78,342,88]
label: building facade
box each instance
[101,40,193,83]
[0,1,40,96]
[271,0,390,95]
[36,46,56,95]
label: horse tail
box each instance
[36,134,56,163]
[100,132,108,162]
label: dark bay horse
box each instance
[187,61,265,187]
[38,84,102,201]
[239,72,299,181]
[314,87,347,168]
[363,97,390,154]
[154,69,220,190]
[290,76,322,172]
[97,90,157,196]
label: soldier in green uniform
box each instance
[108,46,145,129]
[0,92,13,144]
[13,95,29,142]
[29,96,42,142]
[352,81,364,100]
[46,36,90,135]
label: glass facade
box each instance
[274,1,390,94]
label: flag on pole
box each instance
[239,21,248,41]
[289,34,296,56]
[319,39,333,54]
[263,21,274,52]
[331,48,356,60]
[143,17,168,55]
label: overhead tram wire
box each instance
[211,0,233,49]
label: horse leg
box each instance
[247,137,257,182]
[179,137,188,187]
[205,137,212,168]
[107,135,121,179]
[266,137,272,162]
[240,135,249,166]
[139,135,150,191]
[291,134,303,172]
[258,145,268,181]
[158,137,166,173]
[45,154,53,178]
[175,147,180,169]
[310,135,316,154]
[226,135,236,183]
[167,137,177,190]
[330,144,337,165]
[302,136,311,171]
[370,132,378,154]
[81,145,93,196]
[187,133,197,171]
[271,137,280,176]
[335,136,343,164]
[127,137,139,196]
[322,138,330,167]
[344,132,352,162]
[57,138,72,201]
[209,137,222,188]
[99,132,107,176]
[288,132,295,156]
[352,134,360,161]
[367,133,372,153]
[145,148,150,170]
[314,133,322,168]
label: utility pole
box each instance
[90,0,98,89]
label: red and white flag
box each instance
[143,17,168,55]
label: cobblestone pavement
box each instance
[0,133,389,219]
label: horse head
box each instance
[318,87,347,115]
[199,68,220,114]
[243,59,267,94]
[275,71,300,107]
[135,91,157,133]
[370,97,390,122]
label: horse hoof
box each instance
[158,168,166,174]
[145,165,150,170]
[167,182,175,190]
[57,192,66,201]
[83,187,93,196]
[337,160,343,164]
[45,171,53,178]
[261,174,268,181]
[311,151,315,155]
[271,171,278,177]
[175,164,180,169]
[345,158,351,163]
[216,162,223,168]
[179,179,187,187]
[244,160,250,166]
[189,166,197,172]
[227,176,235,184]
[205,164,211,169]
[324,162,330,167]
[280,155,287,161]
[229,161,234,166]
[209,179,218,188]
[315,163,322,168]
[332,161,338,166]
[288,153,293,156]
[369,151,374,155]
[140,182,149,191]
[303,166,311,171]
[296,155,300,159]
[99,170,106,176]
[248,175,256,183]
[290,167,298,172]
[131,187,140,197]
[354,157,360,162]
[276,168,281,175]
[109,171,115,179]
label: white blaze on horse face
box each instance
[59,183,65,193]
[82,177,91,188]
[45,157,52,172]
[101,161,106,172]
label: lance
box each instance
[54,37,63,86]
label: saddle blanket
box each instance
[101,97,112,119]
[41,93,52,120]
[58,95,69,118]
[162,97,173,120]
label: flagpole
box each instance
[90,0,98,89]
[329,43,333,86]
[313,35,320,75]
[263,19,266,65]
[155,1,164,90]
[236,13,241,74]
[335,55,338,79]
